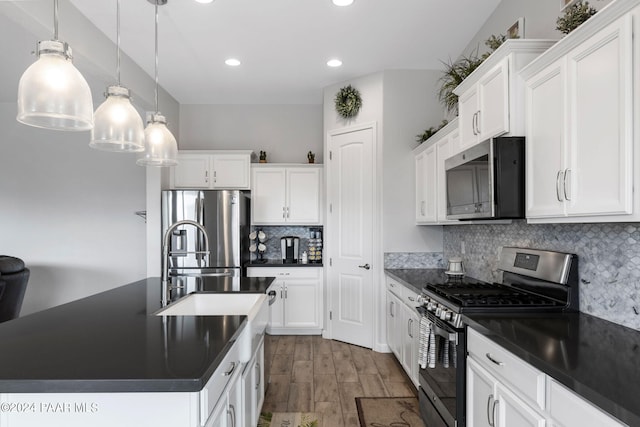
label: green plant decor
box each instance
[416,119,449,143]
[557,1,598,34]
[334,84,362,119]
[437,34,506,114]
[437,54,483,114]
[482,34,507,60]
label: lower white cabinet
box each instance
[385,276,420,388]
[241,338,265,427]
[467,327,627,427]
[206,366,243,427]
[247,267,323,334]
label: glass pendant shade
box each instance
[90,86,145,152]
[17,40,94,131]
[137,114,178,167]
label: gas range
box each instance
[417,247,579,427]
[419,247,579,329]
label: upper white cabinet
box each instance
[413,118,459,225]
[251,164,323,225]
[454,40,556,152]
[415,143,437,223]
[171,150,252,190]
[522,2,639,223]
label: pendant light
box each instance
[90,0,145,152]
[137,0,178,167]
[16,0,93,131]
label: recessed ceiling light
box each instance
[225,58,241,66]
[195,0,215,3]
[327,59,343,67]
[332,0,354,6]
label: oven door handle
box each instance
[432,323,457,342]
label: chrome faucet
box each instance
[161,220,210,305]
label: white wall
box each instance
[179,104,323,164]
[0,105,147,315]
[0,1,180,314]
[462,0,614,58]
[323,71,444,253]
[382,70,444,252]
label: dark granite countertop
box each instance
[247,260,323,267]
[0,276,274,393]
[465,313,640,426]
[384,268,449,295]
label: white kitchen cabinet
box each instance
[209,366,242,427]
[385,275,419,388]
[171,151,252,190]
[400,300,420,386]
[415,144,437,223]
[247,267,323,334]
[251,165,323,225]
[522,3,639,223]
[386,289,402,359]
[454,40,556,152]
[241,338,265,427]
[413,118,459,225]
[467,327,627,427]
[547,379,626,427]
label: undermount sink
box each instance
[155,293,268,362]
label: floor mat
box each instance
[258,412,320,427]
[356,397,425,427]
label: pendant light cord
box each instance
[53,0,59,40]
[116,0,121,85]
[154,3,159,113]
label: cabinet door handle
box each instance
[390,301,394,317]
[421,200,425,216]
[475,110,481,134]
[408,318,413,338]
[563,168,571,201]
[492,399,499,427]
[256,362,261,390]
[487,394,494,426]
[228,404,236,427]
[205,170,209,183]
[286,206,290,218]
[285,287,288,299]
[556,170,563,202]
[223,362,236,376]
[472,112,478,135]
[408,296,415,302]
[282,206,286,219]
[486,353,505,366]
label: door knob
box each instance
[358,264,371,270]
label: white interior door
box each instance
[327,126,374,348]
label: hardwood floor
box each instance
[262,335,417,427]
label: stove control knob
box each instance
[440,309,452,321]
[427,302,436,311]
[435,306,442,317]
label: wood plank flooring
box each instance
[262,335,417,427]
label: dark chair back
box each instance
[0,256,30,322]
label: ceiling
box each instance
[49,0,501,105]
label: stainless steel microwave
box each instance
[445,136,525,220]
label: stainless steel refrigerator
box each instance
[161,190,250,292]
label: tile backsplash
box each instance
[249,225,322,262]
[384,252,444,269]
[443,220,640,331]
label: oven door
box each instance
[417,307,466,427]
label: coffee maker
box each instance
[280,236,299,263]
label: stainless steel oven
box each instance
[417,307,466,427]
[416,247,579,427]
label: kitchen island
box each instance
[0,276,274,426]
